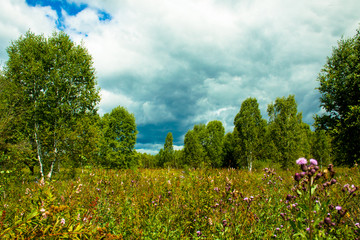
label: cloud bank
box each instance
[1,0,360,153]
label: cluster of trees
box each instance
[151,96,332,170]
[1,27,359,178]
[150,27,360,169]
[0,31,138,180]
[315,28,360,166]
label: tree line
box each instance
[0,28,359,179]
[150,95,332,170]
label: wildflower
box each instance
[222,219,227,227]
[294,173,301,181]
[296,158,307,165]
[315,173,322,180]
[286,194,292,201]
[214,187,219,192]
[196,230,202,237]
[301,164,308,171]
[335,206,342,211]
[309,159,318,166]
[324,217,332,225]
[60,218,65,225]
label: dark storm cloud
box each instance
[1,0,360,154]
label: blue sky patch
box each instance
[26,0,111,30]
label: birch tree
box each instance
[4,31,100,180]
[234,97,266,171]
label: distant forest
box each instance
[0,28,359,180]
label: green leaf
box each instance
[311,184,318,195]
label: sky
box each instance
[0,0,359,154]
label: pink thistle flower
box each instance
[335,206,342,211]
[60,218,65,225]
[296,158,307,165]
[309,159,318,165]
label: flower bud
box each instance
[294,173,301,181]
[301,164,308,171]
[315,173,322,180]
[324,217,332,225]
[286,194,292,201]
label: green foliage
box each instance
[1,164,359,239]
[183,129,205,168]
[183,121,225,168]
[267,95,311,169]
[311,129,333,168]
[222,132,238,168]
[3,31,100,179]
[138,152,157,168]
[157,132,175,167]
[99,106,138,169]
[0,73,34,173]
[234,98,266,171]
[315,27,360,166]
[204,120,225,168]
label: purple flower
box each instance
[60,218,65,225]
[196,230,202,237]
[324,217,332,225]
[309,159,318,165]
[222,219,228,227]
[296,158,307,165]
[294,173,301,181]
[335,206,342,211]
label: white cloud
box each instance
[1,0,360,155]
[0,0,56,66]
[99,89,139,115]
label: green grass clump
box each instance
[0,164,359,239]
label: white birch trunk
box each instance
[248,151,253,172]
[34,123,44,181]
[47,128,58,180]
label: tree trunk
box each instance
[34,123,44,181]
[47,134,58,180]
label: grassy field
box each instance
[0,163,359,239]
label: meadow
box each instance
[0,162,359,239]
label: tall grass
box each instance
[0,163,359,239]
